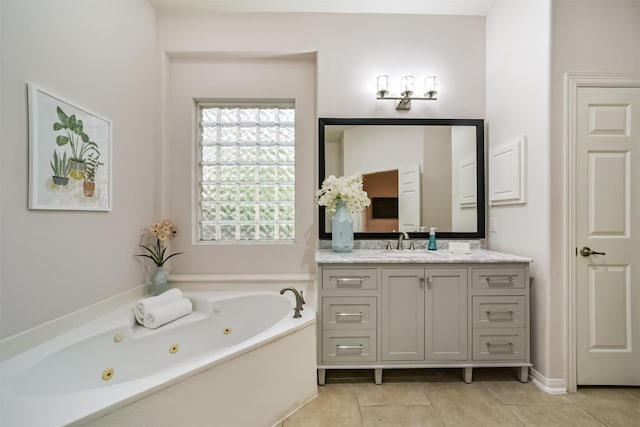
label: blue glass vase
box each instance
[332,199,354,252]
[150,266,169,296]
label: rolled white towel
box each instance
[143,298,193,329]
[134,288,183,325]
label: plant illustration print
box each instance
[50,150,71,186]
[53,106,100,180]
[28,85,112,211]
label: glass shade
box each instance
[376,75,389,97]
[424,76,438,99]
[400,75,414,97]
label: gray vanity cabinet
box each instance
[381,268,425,361]
[316,249,531,386]
[381,268,467,362]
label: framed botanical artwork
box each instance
[28,84,112,211]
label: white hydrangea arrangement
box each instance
[315,174,371,214]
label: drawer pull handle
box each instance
[487,342,514,353]
[336,344,364,351]
[336,312,364,317]
[336,277,364,286]
[486,276,515,285]
[486,310,514,317]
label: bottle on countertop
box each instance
[427,227,438,251]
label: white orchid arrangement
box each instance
[315,174,371,214]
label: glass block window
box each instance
[197,102,295,241]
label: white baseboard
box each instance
[530,368,567,394]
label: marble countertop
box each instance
[316,248,532,264]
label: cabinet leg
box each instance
[518,367,529,383]
[318,369,326,386]
[463,367,473,384]
[374,368,383,385]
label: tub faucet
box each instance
[280,288,303,319]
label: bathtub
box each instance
[0,291,317,427]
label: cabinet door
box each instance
[381,268,425,361]
[425,268,468,361]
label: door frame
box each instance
[564,73,640,392]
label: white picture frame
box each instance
[28,84,112,211]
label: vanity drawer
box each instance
[323,297,377,330]
[473,328,525,361]
[322,330,377,363]
[473,296,525,328]
[322,268,378,290]
[471,267,526,290]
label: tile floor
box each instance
[278,369,640,427]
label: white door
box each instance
[576,86,640,385]
[398,164,421,232]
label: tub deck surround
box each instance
[316,248,532,386]
[0,291,316,427]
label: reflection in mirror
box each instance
[319,118,485,240]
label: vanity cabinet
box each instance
[316,249,531,385]
[381,268,467,362]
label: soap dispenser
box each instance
[427,227,438,250]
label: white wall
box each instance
[167,56,317,274]
[156,12,485,119]
[343,126,424,176]
[156,12,486,275]
[550,0,640,383]
[486,0,553,377]
[0,0,158,339]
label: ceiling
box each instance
[148,0,496,15]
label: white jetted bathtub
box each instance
[0,291,317,427]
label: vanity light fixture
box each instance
[376,75,438,111]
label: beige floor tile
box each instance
[508,404,606,427]
[577,401,640,427]
[282,380,640,427]
[626,387,640,400]
[484,381,572,405]
[423,383,522,427]
[423,381,502,406]
[283,384,363,427]
[589,404,640,427]
[569,387,640,405]
[566,388,640,427]
[431,399,524,427]
[361,405,445,427]
[356,382,432,406]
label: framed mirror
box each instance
[319,118,485,240]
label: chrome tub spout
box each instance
[280,287,304,318]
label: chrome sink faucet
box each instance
[397,231,409,250]
[280,287,304,318]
